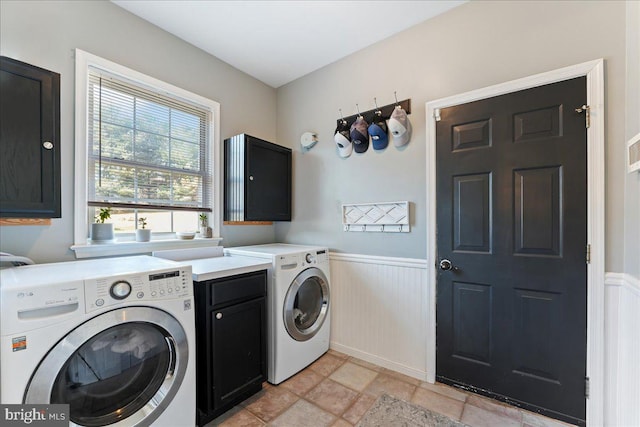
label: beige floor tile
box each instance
[308,353,345,377]
[419,381,468,402]
[329,362,378,392]
[328,349,350,360]
[216,408,265,426]
[279,369,324,396]
[270,399,335,427]
[522,411,578,427]
[363,374,416,401]
[346,357,383,372]
[305,378,360,416]
[411,387,465,421]
[380,367,422,385]
[242,387,299,422]
[466,394,522,422]
[461,403,521,427]
[332,418,353,427]
[341,393,377,425]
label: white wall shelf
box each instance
[342,201,410,233]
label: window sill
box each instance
[70,237,223,259]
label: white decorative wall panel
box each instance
[329,253,428,380]
[605,273,640,427]
[342,201,410,232]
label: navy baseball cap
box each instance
[368,115,388,150]
[350,116,369,153]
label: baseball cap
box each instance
[368,115,389,150]
[350,116,369,153]
[334,122,352,158]
[388,106,412,147]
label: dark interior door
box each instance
[436,77,587,425]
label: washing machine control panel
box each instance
[278,249,329,270]
[84,267,192,313]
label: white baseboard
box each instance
[330,341,428,382]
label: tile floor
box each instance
[208,350,577,427]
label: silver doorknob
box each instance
[216,312,223,319]
[439,259,454,271]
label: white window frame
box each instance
[72,49,221,258]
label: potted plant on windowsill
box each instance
[90,207,115,243]
[199,213,212,238]
[136,217,151,242]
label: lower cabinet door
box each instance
[211,297,266,409]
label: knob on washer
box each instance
[110,280,132,300]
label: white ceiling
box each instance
[112,0,466,88]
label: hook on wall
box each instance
[373,98,382,116]
[338,109,346,126]
[336,97,411,129]
[394,91,399,105]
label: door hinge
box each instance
[585,377,590,398]
[434,108,441,122]
[586,244,591,264]
[575,104,590,128]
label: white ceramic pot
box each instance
[90,223,114,243]
[136,229,152,242]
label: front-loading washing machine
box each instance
[0,256,196,427]
[225,244,330,384]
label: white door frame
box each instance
[425,59,605,426]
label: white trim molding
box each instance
[425,59,605,426]
[604,273,640,427]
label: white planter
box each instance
[136,229,152,242]
[199,226,212,238]
[90,223,115,243]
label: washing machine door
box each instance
[283,267,330,342]
[24,307,188,427]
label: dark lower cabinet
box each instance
[194,270,267,426]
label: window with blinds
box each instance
[87,68,212,233]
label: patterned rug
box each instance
[357,394,469,427]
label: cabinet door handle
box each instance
[216,312,223,319]
[249,175,254,181]
[43,141,54,150]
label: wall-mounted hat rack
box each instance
[342,201,410,233]
[336,98,411,128]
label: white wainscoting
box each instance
[604,273,640,427]
[329,253,429,380]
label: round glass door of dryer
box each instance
[24,307,188,427]
[283,267,330,341]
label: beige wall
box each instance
[624,1,640,279]
[0,0,278,262]
[275,1,628,271]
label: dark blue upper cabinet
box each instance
[224,134,291,222]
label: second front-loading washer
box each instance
[225,244,330,384]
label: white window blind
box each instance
[87,68,211,213]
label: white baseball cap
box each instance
[334,125,353,158]
[388,106,412,147]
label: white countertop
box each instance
[188,255,271,282]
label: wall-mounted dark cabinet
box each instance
[0,56,61,218]
[224,134,291,222]
[194,270,267,426]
